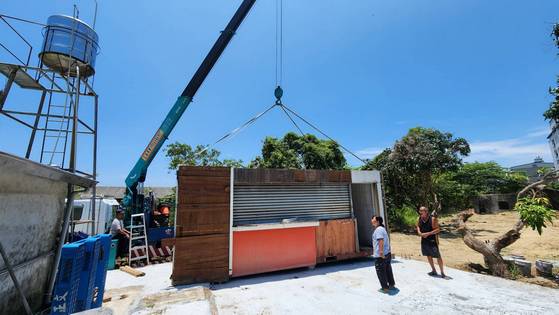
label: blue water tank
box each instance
[39,15,99,78]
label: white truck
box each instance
[72,197,120,235]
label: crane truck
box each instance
[121,0,256,244]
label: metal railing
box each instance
[0,14,41,67]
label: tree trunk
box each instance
[455,209,510,277]
[454,170,559,277]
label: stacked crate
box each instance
[74,237,100,312]
[91,234,111,308]
[172,166,231,285]
[51,242,85,315]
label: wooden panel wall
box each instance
[234,168,351,185]
[315,218,358,263]
[172,166,230,285]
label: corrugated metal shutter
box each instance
[233,184,352,225]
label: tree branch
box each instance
[495,170,559,252]
[455,209,494,256]
[490,219,524,252]
[517,170,559,199]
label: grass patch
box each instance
[508,264,522,280]
[390,206,418,231]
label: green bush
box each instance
[390,205,418,231]
[515,197,555,235]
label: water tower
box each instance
[0,11,101,239]
[0,11,102,312]
[0,13,99,176]
[39,15,99,78]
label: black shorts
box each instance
[421,240,441,258]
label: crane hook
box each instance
[275,85,283,105]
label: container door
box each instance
[233,184,352,225]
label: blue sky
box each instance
[1,0,558,186]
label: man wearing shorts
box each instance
[416,206,446,278]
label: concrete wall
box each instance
[472,193,517,214]
[0,152,94,314]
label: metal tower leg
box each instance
[0,68,17,110]
[26,89,47,159]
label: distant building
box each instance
[80,186,174,202]
[510,157,554,183]
[548,120,559,169]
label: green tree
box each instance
[363,148,409,213]
[456,171,558,278]
[543,23,559,121]
[452,162,527,194]
[250,132,347,170]
[164,142,243,170]
[434,162,528,212]
[365,127,470,213]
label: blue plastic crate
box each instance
[90,234,111,308]
[74,237,101,312]
[51,242,85,315]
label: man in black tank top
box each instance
[416,206,446,278]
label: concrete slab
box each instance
[103,258,559,314]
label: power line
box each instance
[275,0,283,87]
[279,104,304,136]
[194,103,278,157]
[281,104,367,164]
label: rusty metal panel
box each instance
[234,168,351,185]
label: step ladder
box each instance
[128,213,150,266]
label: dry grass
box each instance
[390,210,559,288]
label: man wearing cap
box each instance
[110,209,130,259]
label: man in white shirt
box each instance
[371,215,395,293]
[111,209,130,259]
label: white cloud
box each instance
[525,126,550,138]
[354,127,552,167]
[355,147,384,159]
[466,128,552,167]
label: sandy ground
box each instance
[390,210,559,286]
[97,258,559,315]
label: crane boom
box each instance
[123,0,256,207]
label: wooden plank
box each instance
[172,267,229,285]
[177,166,230,177]
[316,218,357,260]
[178,176,230,186]
[172,233,229,284]
[177,176,230,205]
[174,247,228,266]
[173,234,229,266]
[177,192,230,205]
[176,203,230,236]
[316,251,365,264]
[176,223,230,237]
[119,266,145,277]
